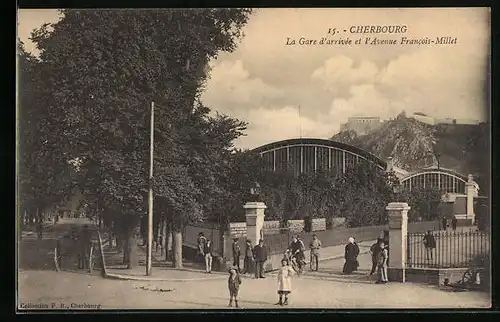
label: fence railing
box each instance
[406,230,490,269]
[264,229,292,255]
[183,225,223,256]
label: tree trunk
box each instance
[116,235,123,253]
[123,235,130,265]
[173,225,183,269]
[153,217,160,252]
[159,218,165,256]
[166,221,173,262]
[126,233,138,269]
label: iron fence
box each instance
[263,228,292,255]
[406,230,490,269]
[183,225,223,256]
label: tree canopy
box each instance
[28,9,252,229]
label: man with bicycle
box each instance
[289,235,306,273]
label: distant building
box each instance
[411,112,479,126]
[411,113,436,125]
[339,116,383,135]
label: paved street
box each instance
[18,261,490,310]
[17,219,491,310]
[18,249,490,310]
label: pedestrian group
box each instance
[196,231,397,308]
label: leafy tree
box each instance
[333,162,396,227]
[30,9,252,268]
[17,39,76,232]
[397,186,443,222]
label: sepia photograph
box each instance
[16,7,491,310]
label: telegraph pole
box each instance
[146,101,154,276]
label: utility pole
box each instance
[146,101,154,276]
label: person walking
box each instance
[78,225,91,270]
[289,235,306,272]
[275,259,295,306]
[197,232,207,263]
[227,266,242,308]
[451,217,458,231]
[242,239,254,274]
[442,217,448,231]
[369,238,383,275]
[36,219,43,241]
[423,230,436,261]
[253,239,267,278]
[376,240,389,284]
[232,238,241,272]
[204,239,213,273]
[343,237,359,274]
[309,234,321,271]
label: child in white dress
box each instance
[275,259,295,306]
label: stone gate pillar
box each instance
[244,202,267,246]
[466,174,479,225]
[386,202,410,282]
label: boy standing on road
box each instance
[227,266,242,308]
[309,234,321,271]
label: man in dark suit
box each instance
[253,239,267,278]
[232,238,241,272]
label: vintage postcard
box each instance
[16,8,491,311]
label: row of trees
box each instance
[207,152,444,229]
[18,9,444,269]
[19,9,253,268]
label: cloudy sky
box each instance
[18,8,490,150]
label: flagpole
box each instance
[146,101,154,276]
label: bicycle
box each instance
[290,254,305,275]
[461,267,485,285]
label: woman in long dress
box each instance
[275,259,295,306]
[343,237,359,274]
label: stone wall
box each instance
[229,222,246,238]
[312,218,327,231]
[405,267,469,285]
[287,220,305,233]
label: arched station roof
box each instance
[252,138,387,170]
[400,167,470,184]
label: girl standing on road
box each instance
[275,259,295,306]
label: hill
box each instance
[331,114,489,190]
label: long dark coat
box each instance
[343,243,360,274]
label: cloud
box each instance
[312,46,489,128]
[201,60,282,116]
[18,8,490,150]
[234,106,334,150]
[311,55,379,96]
